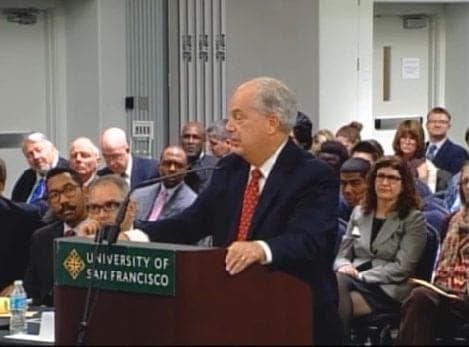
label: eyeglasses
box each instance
[47,184,79,203]
[86,201,122,214]
[376,173,402,183]
[427,120,449,125]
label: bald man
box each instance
[97,127,158,188]
[130,145,196,221]
[12,132,68,202]
[69,137,100,186]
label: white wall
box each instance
[319,0,373,138]
[225,0,319,128]
[64,0,126,144]
[444,3,469,147]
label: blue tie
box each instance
[426,144,437,160]
[29,177,46,203]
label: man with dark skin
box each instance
[180,121,218,193]
[24,168,87,306]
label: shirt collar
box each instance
[252,139,288,180]
[160,181,183,201]
[124,155,133,180]
[429,137,447,150]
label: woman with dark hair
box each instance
[393,119,451,193]
[334,155,427,342]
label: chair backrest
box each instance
[414,223,440,281]
[423,209,448,238]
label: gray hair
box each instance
[250,77,298,133]
[87,174,129,200]
[206,119,229,141]
[0,157,6,185]
[22,132,53,148]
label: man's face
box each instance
[426,112,450,139]
[101,144,129,175]
[70,142,99,181]
[86,182,124,225]
[23,140,55,173]
[208,135,231,158]
[159,148,187,188]
[47,173,86,226]
[226,84,274,161]
[181,125,204,158]
[340,172,367,207]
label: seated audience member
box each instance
[69,137,100,186]
[24,168,87,306]
[396,161,469,345]
[334,155,426,342]
[290,111,313,151]
[98,127,158,189]
[180,121,218,193]
[425,107,469,175]
[336,121,363,154]
[339,158,370,222]
[393,119,451,194]
[351,139,384,164]
[206,119,232,158]
[317,140,349,174]
[12,132,68,203]
[131,146,196,221]
[311,129,334,154]
[79,175,148,242]
[0,158,45,294]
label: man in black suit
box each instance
[425,107,469,175]
[180,121,218,193]
[136,77,342,345]
[12,132,68,202]
[24,168,88,306]
[0,158,45,294]
[98,127,158,189]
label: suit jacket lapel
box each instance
[144,184,161,219]
[356,212,373,253]
[247,140,298,239]
[227,161,250,243]
[372,211,400,249]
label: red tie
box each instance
[236,169,262,241]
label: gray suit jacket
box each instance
[131,182,197,221]
[334,206,426,302]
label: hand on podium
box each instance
[225,241,266,275]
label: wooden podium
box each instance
[54,238,312,345]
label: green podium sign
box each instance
[55,238,176,296]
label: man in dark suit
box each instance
[12,132,68,202]
[425,107,469,175]
[24,168,87,306]
[131,145,196,222]
[135,77,342,345]
[180,121,218,193]
[98,127,158,189]
[0,158,45,294]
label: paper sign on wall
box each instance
[402,58,420,79]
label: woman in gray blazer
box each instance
[334,155,427,341]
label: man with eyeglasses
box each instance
[79,175,148,242]
[24,168,87,306]
[425,107,469,175]
[98,127,158,189]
